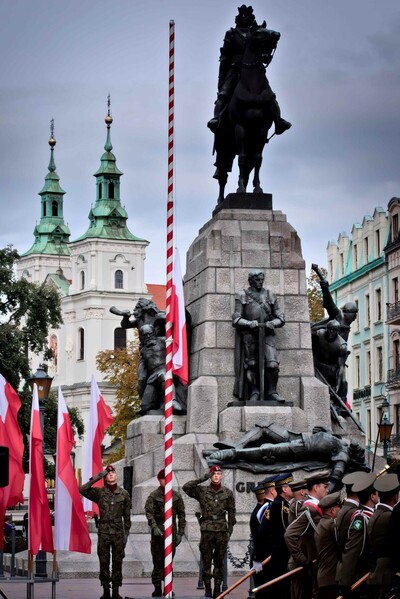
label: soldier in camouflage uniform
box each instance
[80,465,131,599]
[145,469,186,597]
[183,466,236,599]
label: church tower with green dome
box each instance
[17,120,72,284]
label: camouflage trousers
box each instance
[199,531,229,583]
[97,532,125,587]
[150,536,176,584]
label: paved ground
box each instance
[0,575,251,599]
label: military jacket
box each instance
[315,515,341,588]
[252,499,273,562]
[182,475,236,533]
[145,487,186,536]
[338,505,373,587]
[288,498,305,525]
[284,500,322,565]
[270,495,290,564]
[80,480,131,536]
[250,502,264,540]
[367,504,393,586]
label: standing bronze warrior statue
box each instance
[232,270,285,403]
[80,465,131,599]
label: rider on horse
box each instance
[207,5,291,137]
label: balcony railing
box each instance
[387,368,400,387]
[387,301,400,322]
[353,386,371,400]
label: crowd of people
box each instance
[250,469,400,599]
[79,462,400,599]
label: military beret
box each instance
[305,470,330,487]
[261,475,276,489]
[289,479,307,492]
[351,472,376,494]
[253,483,265,496]
[319,491,342,511]
[105,464,116,473]
[157,469,165,480]
[374,473,400,494]
[274,473,294,488]
[209,465,222,474]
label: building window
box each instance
[393,214,399,242]
[365,294,370,327]
[394,277,399,304]
[98,182,102,200]
[52,201,58,217]
[366,350,371,385]
[375,229,381,257]
[364,237,369,262]
[366,408,371,446]
[114,328,126,349]
[376,346,383,382]
[109,182,115,199]
[355,355,360,388]
[115,270,123,289]
[78,328,85,360]
[329,260,333,281]
[354,299,359,332]
[394,339,400,371]
[80,270,85,290]
[353,244,358,269]
[375,288,382,322]
[340,253,344,276]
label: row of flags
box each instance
[0,252,189,556]
[0,374,112,555]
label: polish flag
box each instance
[54,387,91,553]
[171,249,188,384]
[82,376,114,514]
[0,374,25,550]
[28,384,54,555]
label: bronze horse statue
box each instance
[212,23,289,203]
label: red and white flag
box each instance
[28,384,54,555]
[0,374,25,550]
[82,376,114,514]
[171,249,188,384]
[54,387,91,553]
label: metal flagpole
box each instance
[164,19,175,599]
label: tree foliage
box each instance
[307,266,328,323]
[0,245,63,390]
[96,339,141,461]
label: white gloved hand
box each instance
[252,561,263,573]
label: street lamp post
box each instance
[378,413,394,461]
[27,365,53,578]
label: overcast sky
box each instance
[1,0,400,283]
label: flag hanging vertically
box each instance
[54,387,91,553]
[28,384,54,555]
[171,248,188,385]
[0,374,25,550]
[82,376,114,514]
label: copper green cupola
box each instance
[22,119,71,256]
[75,96,144,242]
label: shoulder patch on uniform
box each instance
[263,508,270,520]
[351,518,363,531]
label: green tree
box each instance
[96,339,141,461]
[0,245,63,390]
[307,266,328,323]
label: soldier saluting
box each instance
[183,466,236,599]
[80,465,131,599]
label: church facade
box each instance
[16,110,152,469]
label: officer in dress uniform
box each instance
[269,473,294,599]
[314,491,342,599]
[250,483,267,540]
[252,475,277,598]
[335,471,361,582]
[367,473,400,599]
[284,470,330,599]
[288,479,308,524]
[337,472,378,599]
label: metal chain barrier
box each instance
[226,540,251,569]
